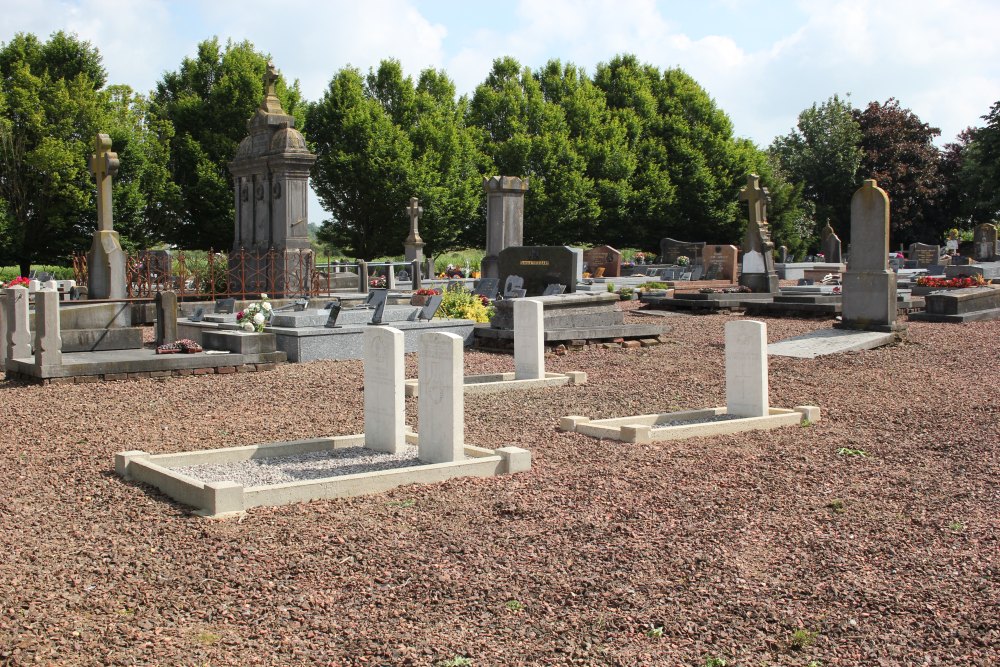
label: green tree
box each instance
[309,60,483,259]
[0,31,107,275]
[770,94,862,241]
[854,98,944,244]
[150,37,304,250]
[956,101,1000,226]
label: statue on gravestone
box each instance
[86,133,127,300]
[737,174,779,293]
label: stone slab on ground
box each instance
[5,347,285,379]
[474,323,666,343]
[767,328,896,359]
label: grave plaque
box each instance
[498,246,580,297]
[419,294,444,320]
[367,289,389,325]
[582,245,621,278]
[214,298,236,314]
[503,275,524,297]
[472,278,500,300]
[325,302,342,328]
[541,284,567,296]
[974,223,998,261]
[189,307,205,322]
[659,238,705,266]
[909,243,940,268]
[703,245,738,282]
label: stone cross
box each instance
[89,133,119,232]
[739,174,767,233]
[264,61,279,97]
[405,197,423,243]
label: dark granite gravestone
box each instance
[690,266,704,281]
[473,278,500,300]
[189,306,205,322]
[909,242,941,268]
[582,245,621,278]
[503,275,524,297]
[215,298,236,314]
[659,238,705,266]
[974,223,998,262]
[366,289,389,324]
[542,283,567,296]
[419,294,444,320]
[154,290,178,345]
[926,264,946,276]
[778,245,789,263]
[325,302,342,328]
[397,269,409,283]
[498,246,579,297]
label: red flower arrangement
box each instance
[7,276,30,288]
[414,288,441,296]
[915,275,986,289]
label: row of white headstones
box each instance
[362,298,547,462]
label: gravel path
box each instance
[0,306,997,666]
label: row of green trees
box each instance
[2,32,999,273]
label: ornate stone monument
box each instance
[482,176,529,280]
[738,174,779,293]
[403,197,425,267]
[839,180,901,333]
[86,133,126,300]
[229,61,317,297]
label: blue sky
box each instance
[4,0,1000,223]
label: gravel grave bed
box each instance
[0,305,997,666]
[176,445,423,486]
[651,413,741,429]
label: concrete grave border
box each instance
[116,434,530,518]
[405,370,585,397]
[559,406,820,443]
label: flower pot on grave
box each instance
[410,295,430,306]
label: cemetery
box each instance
[1,33,998,667]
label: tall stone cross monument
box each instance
[403,197,425,265]
[738,174,779,293]
[86,133,126,299]
[229,61,317,297]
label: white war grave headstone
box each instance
[514,298,544,380]
[363,326,406,454]
[725,319,769,418]
[418,332,464,464]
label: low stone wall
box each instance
[8,362,279,385]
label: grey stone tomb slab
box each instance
[768,328,896,359]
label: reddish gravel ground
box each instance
[0,306,997,666]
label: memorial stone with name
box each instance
[974,223,998,262]
[583,245,621,278]
[738,174,779,293]
[703,245,739,282]
[498,246,580,297]
[909,242,941,268]
[659,238,705,266]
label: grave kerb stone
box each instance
[725,319,768,418]
[5,286,31,363]
[34,289,62,368]
[418,332,464,463]
[363,326,406,453]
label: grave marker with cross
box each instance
[90,133,120,232]
[85,132,126,299]
[737,173,778,293]
[403,196,425,265]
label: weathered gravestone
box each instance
[215,298,236,314]
[738,174,779,293]
[482,176,529,280]
[154,291,178,345]
[840,180,900,332]
[821,222,843,263]
[909,242,941,268]
[86,133,126,300]
[498,247,579,297]
[503,275,524,298]
[188,307,205,323]
[974,223,998,262]
[703,245,739,282]
[660,238,705,266]
[325,302,342,328]
[473,278,500,300]
[582,245,621,278]
[514,299,544,380]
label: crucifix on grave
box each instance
[737,173,778,293]
[403,196,425,267]
[86,132,126,299]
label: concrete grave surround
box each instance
[840,180,900,332]
[561,318,820,443]
[418,332,464,464]
[514,299,544,380]
[482,176,529,279]
[85,133,126,300]
[229,61,317,297]
[725,319,768,418]
[768,328,898,358]
[33,290,62,369]
[363,326,406,454]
